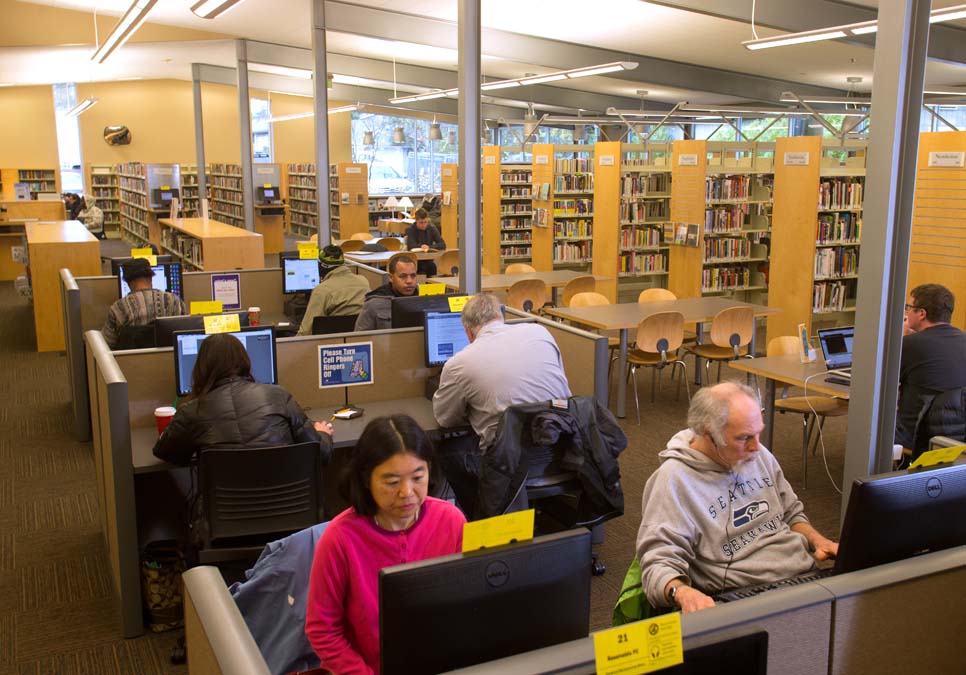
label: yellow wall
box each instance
[0,86,59,167]
[270,93,352,165]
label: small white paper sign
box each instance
[256,166,274,175]
[784,152,810,166]
[443,168,453,176]
[484,156,497,165]
[345,167,362,174]
[599,155,615,166]
[678,154,698,166]
[928,151,965,168]
[535,155,549,165]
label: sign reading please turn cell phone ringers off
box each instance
[318,342,374,388]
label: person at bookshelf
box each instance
[353,255,418,331]
[77,196,105,239]
[63,192,82,220]
[896,283,966,452]
[305,414,465,675]
[297,245,369,336]
[101,257,187,349]
[637,382,838,614]
[432,293,572,515]
[405,207,446,276]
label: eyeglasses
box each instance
[904,304,923,312]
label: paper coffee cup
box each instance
[247,306,261,326]
[155,406,176,435]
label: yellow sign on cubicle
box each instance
[203,313,241,334]
[910,445,965,469]
[447,295,471,313]
[298,241,319,260]
[461,509,534,553]
[593,614,683,675]
[190,301,223,315]
[419,283,447,296]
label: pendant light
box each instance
[429,121,443,141]
[362,130,375,146]
[447,130,457,145]
[392,126,406,144]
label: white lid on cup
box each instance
[155,406,176,416]
[248,306,261,312]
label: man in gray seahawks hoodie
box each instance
[637,381,838,614]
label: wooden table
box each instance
[346,249,444,267]
[729,355,849,449]
[376,218,415,234]
[544,297,778,418]
[429,270,610,293]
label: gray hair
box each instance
[461,293,503,334]
[687,381,759,446]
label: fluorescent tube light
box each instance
[566,62,636,78]
[780,94,871,105]
[65,96,99,117]
[850,21,878,35]
[249,64,313,79]
[91,0,158,64]
[519,74,567,85]
[481,80,522,90]
[744,30,847,50]
[930,5,966,22]
[191,0,246,19]
[269,104,358,123]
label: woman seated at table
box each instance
[153,332,333,466]
[305,414,465,675]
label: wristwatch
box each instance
[668,582,684,604]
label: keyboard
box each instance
[712,568,833,603]
[825,376,851,386]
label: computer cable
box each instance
[801,371,843,495]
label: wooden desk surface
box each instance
[132,396,436,473]
[729,355,850,399]
[544,296,778,331]
[159,218,265,239]
[429,270,612,291]
[25,220,98,244]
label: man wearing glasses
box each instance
[896,284,966,452]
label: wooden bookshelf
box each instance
[530,144,555,271]
[591,140,621,302]
[667,139,707,298]
[159,218,264,272]
[209,163,245,229]
[330,163,369,238]
[497,159,534,269]
[180,164,206,218]
[88,164,120,237]
[909,131,966,328]
[440,163,458,247]
[481,146,503,272]
[286,163,319,238]
[0,200,66,222]
[552,149,594,271]
[118,161,162,248]
[1,167,59,200]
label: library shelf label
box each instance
[599,155,615,166]
[443,168,453,176]
[784,151,810,166]
[928,151,965,168]
[678,154,698,166]
[535,155,550,165]
[485,156,497,165]
[346,167,362,174]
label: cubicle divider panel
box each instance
[77,276,121,331]
[182,268,285,317]
[542,321,607,405]
[115,349,177,428]
[348,328,431,403]
[276,335,348,410]
[61,269,91,441]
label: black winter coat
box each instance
[153,376,331,466]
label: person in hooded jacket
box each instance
[353,254,418,331]
[153,332,333,467]
[636,381,837,614]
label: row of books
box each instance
[816,212,861,243]
[501,203,531,215]
[619,251,667,274]
[501,187,531,199]
[702,265,752,292]
[289,175,317,188]
[161,229,204,268]
[501,231,531,243]
[501,246,532,259]
[119,161,146,176]
[500,218,532,229]
[620,225,662,250]
[210,176,242,190]
[500,169,531,184]
[813,280,852,312]
[554,173,594,192]
[814,247,859,278]
[554,158,591,173]
[290,187,317,202]
[818,178,863,210]
[119,187,147,208]
[704,238,751,260]
[553,241,592,262]
[553,198,593,215]
[621,172,669,196]
[706,175,751,201]
[287,163,318,175]
[705,204,749,233]
[621,200,668,223]
[210,188,243,204]
[554,220,592,238]
[210,163,242,177]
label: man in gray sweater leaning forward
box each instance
[637,381,838,614]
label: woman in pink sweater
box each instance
[305,415,466,675]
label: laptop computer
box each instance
[817,326,854,376]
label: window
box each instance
[627,124,684,142]
[739,117,790,142]
[351,112,459,194]
[693,122,738,141]
[52,83,84,192]
[251,97,272,163]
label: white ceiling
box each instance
[4,0,966,105]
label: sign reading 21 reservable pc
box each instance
[318,342,374,388]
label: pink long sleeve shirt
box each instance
[305,496,466,675]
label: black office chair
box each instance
[113,323,156,350]
[312,314,360,335]
[196,441,325,564]
[905,386,966,464]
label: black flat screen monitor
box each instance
[173,325,277,397]
[379,529,591,675]
[117,261,184,299]
[155,312,249,348]
[424,310,470,367]
[151,187,180,208]
[667,632,768,674]
[282,256,320,294]
[256,185,280,204]
[390,293,461,329]
[834,461,966,574]
[110,255,172,276]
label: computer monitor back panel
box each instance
[424,310,470,367]
[155,312,250,348]
[668,632,768,675]
[117,261,183,299]
[282,257,320,294]
[835,461,966,574]
[173,326,277,397]
[110,255,173,276]
[379,529,591,675]
[390,293,459,329]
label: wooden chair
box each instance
[684,305,755,382]
[561,275,596,307]
[570,292,621,378]
[638,288,676,303]
[436,249,460,277]
[627,311,690,424]
[506,279,548,313]
[768,336,849,487]
[377,237,403,251]
[308,234,318,244]
[339,239,365,252]
[350,232,374,241]
[505,263,536,275]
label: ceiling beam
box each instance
[649,0,966,66]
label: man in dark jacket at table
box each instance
[405,208,446,276]
[353,254,418,331]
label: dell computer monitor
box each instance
[424,310,470,367]
[173,325,277,397]
[390,293,461,329]
[110,255,173,276]
[834,461,966,574]
[282,256,320,294]
[155,312,249,348]
[117,261,184,299]
[379,529,591,675]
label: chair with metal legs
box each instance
[626,311,690,424]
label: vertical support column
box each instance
[311,0,332,246]
[190,64,208,216]
[842,0,931,519]
[458,0,481,294]
[236,41,255,232]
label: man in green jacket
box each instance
[297,245,369,336]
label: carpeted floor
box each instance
[0,245,849,672]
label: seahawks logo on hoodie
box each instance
[733,500,770,527]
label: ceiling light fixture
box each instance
[392,126,406,144]
[447,130,457,145]
[429,117,443,141]
[268,104,359,123]
[190,0,246,19]
[249,64,313,79]
[362,130,375,146]
[388,61,638,105]
[743,4,966,50]
[91,0,158,63]
[65,96,99,118]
